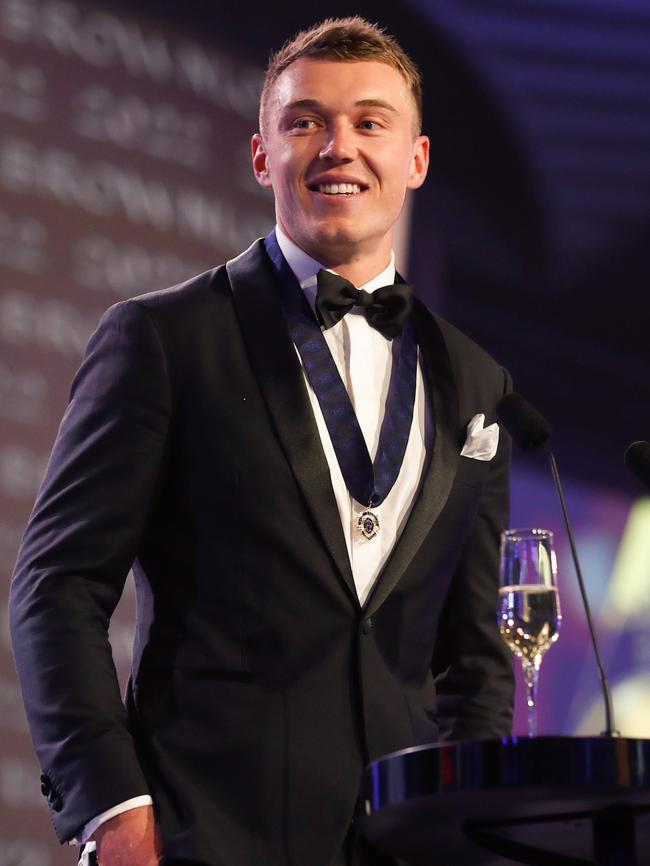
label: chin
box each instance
[311,223,365,250]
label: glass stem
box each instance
[523,663,539,737]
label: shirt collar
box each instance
[273,225,396,316]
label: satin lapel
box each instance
[365,299,460,616]
[226,240,357,605]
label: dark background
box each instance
[0,1,648,863]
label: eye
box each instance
[292,118,317,130]
[359,119,381,131]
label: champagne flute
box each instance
[498,528,561,737]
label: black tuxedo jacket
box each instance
[10,239,514,866]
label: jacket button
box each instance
[361,617,373,634]
[50,793,63,812]
[40,774,51,796]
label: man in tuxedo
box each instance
[9,16,514,866]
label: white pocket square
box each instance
[460,413,499,461]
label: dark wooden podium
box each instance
[360,737,650,866]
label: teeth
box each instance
[317,183,361,195]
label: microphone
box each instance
[624,441,650,491]
[496,392,552,452]
[497,392,619,738]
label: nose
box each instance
[319,120,355,161]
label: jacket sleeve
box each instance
[431,366,515,741]
[9,299,171,843]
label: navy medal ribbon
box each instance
[264,231,417,540]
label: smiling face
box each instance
[252,58,429,278]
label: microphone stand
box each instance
[546,447,619,738]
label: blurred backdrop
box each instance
[0,0,648,862]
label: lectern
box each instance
[361,737,650,866]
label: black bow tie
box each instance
[315,270,413,339]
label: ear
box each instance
[251,133,273,189]
[406,134,430,190]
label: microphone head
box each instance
[497,392,552,452]
[624,441,650,490]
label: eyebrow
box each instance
[282,98,398,114]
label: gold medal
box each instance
[357,509,380,540]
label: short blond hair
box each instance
[259,17,423,136]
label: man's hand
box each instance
[92,805,162,866]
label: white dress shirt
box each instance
[77,227,428,857]
[275,225,428,605]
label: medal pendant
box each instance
[357,510,380,540]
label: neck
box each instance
[279,226,393,286]
[320,256,392,286]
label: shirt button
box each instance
[361,617,373,635]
